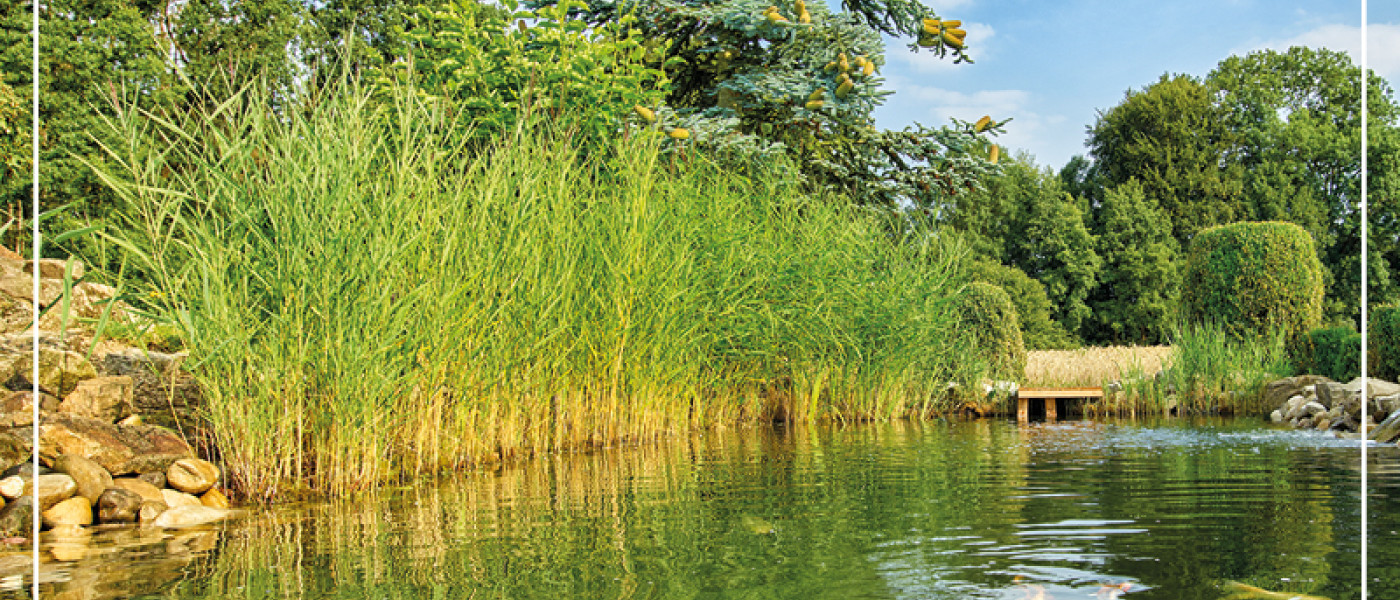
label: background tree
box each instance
[553,0,1005,210]
[1087,178,1178,344]
[1085,73,1245,246]
[1207,47,1399,325]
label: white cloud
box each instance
[878,85,1067,164]
[888,22,996,74]
[1238,22,1400,85]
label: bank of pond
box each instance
[10,418,1399,599]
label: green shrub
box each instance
[1370,304,1400,381]
[956,282,1026,381]
[964,259,1077,350]
[1181,221,1324,341]
[1291,326,1360,381]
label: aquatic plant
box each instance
[88,74,973,498]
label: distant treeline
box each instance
[945,47,1398,347]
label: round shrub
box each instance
[1291,326,1360,381]
[1370,304,1400,381]
[958,282,1027,381]
[1181,221,1324,340]
[965,259,1079,350]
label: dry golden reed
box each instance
[1024,346,1174,387]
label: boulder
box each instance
[1270,410,1284,423]
[1,390,60,415]
[1330,412,1358,433]
[9,412,194,475]
[0,432,27,474]
[0,292,33,335]
[57,376,134,423]
[51,454,113,503]
[152,505,235,529]
[138,470,166,489]
[1370,411,1400,444]
[0,461,47,478]
[138,500,168,524]
[0,476,22,500]
[24,258,84,281]
[0,496,33,538]
[42,496,93,527]
[119,414,142,426]
[14,348,97,397]
[27,473,78,510]
[96,487,143,523]
[111,478,165,503]
[200,487,230,509]
[161,489,202,508]
[0,276,61,307]
[96,348,202,431]
[1374,394,1400,420]
[167,458,219,494]
[1315,381,1358,410]
[1265,376,1331,411]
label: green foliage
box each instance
[963,259,1075,350]
[0,79,28,236]
[1290,326,1360,382]
[944,152,1099,339]
[1181,221,1324,341]
[387,0,670,150]
[1370,304,1400,382]
[555,0,1004,209]
[1088,179,1178,344]
[90,75,976,496]
[1087,74,1245,245]
[954,282,1025,381]
[1166,320,1293,415]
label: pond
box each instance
[16,418,1400,599]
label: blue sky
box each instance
[864,0,1397,170]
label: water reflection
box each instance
[10,419,1397,599]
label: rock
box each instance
[1374,394,1400,420]
[1314,415,1331,431]
[0,432,27,474]
[96,487,143,523]
[14,348,97,397]
[42,496,93,527]
[1330,412,1358,432]
[66,281,125,321]
[57,376,135,423]
[1354,377,1400,399]
[167,458,219,494]
[1370,411,1400,444]
[138,500,168,524]
[0,462,46,478]
[161,489,202,508]
[152,505,234,529]
[0,496,33,538]
[51,454,113,503]
[1270,409,1284,423]
[96,348,202,431]
[26,473,78,510]
[9,412,194,475]
[1301,401,1327,418]
[200,487,230,509]
[24,258,84,281]
[138,471,166,489]
[0,276,62,307]
[0,476,22,500]
[111,478,165,503]
[1283,395,1308,420]
[119,414,142,426]
[1265,375,1332,409]
[1315,382,1354,410]
[1,390,61,415]
[0,292,33,335]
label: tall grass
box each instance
[88,76,976,499]
[1093,321,1292,416]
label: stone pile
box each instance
[0,249,233,547]
[1266,375,1400,444]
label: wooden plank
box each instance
[1046,397,1057,421]
[1017,387,1104,399]
[1017,396,1029,423]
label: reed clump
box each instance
[89,76,975,499]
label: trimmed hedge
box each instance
[1371,304,1400,381]
[965,259,1079,350]
[958,282,1027,381]
[1291,326,1360,381]
[1181,221,1324,340]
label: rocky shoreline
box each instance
[1265,375,1400,444]
[0,251,236,550]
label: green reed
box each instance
[87,75,973,498]
[1095,320,1292,416]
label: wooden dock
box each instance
[1016,387,1104,422]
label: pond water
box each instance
[14,418,1400,599]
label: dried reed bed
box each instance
[1024,346,1174,387]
